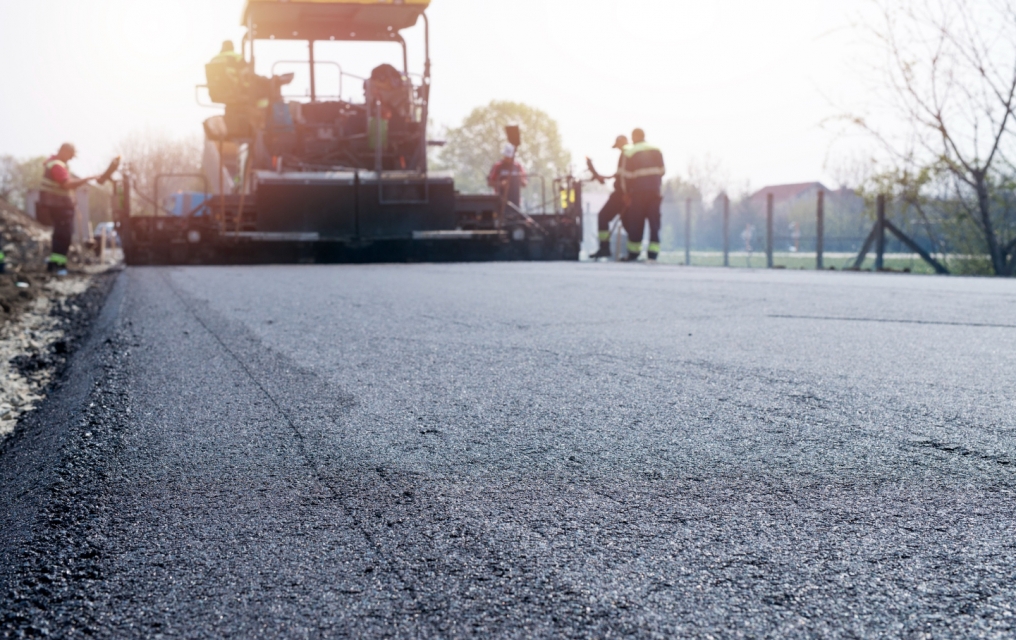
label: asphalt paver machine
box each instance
[115,0,583,264]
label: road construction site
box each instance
[2,263,1015,637]
[2,0,1015,636]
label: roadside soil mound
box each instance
[1,197,121,438]
[0,197,49,272]
[0,197,101,326]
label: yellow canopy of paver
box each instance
[242,0,431,41]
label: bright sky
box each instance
[0,0,874,190]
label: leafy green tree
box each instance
[436,101,571,195]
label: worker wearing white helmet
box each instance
[587,134,630,260]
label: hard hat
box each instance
[612,135,629,150]
[502,143,516,158]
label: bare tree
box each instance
[0,155,45,210]
[686,154,730,206]
[855,0,1016,275]
[115,130,203,216]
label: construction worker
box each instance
[588,135,629,260]
[211,39,243,66]
[206,41,246,103]
[488,144,528,210]
[39,144,98,275]
[620,128,665,261]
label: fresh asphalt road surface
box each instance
[3,263,1016,638]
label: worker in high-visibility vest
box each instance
[39,143,98,275]
[588,135,629,260]
[620,128,665,261]
[206,41,246,103]
[211,40,243,67]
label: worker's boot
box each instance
[647,242,660,263]
[622,242,643,262]
[588,241,612,260]
[46,258,68,277]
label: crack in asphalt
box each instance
[915,438,1015,467]
[159,271,444,638]
[770,314,1016,329]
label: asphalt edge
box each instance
[0,269,128,636]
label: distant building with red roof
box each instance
[749,182,832,208]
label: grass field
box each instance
[653,251,942,274]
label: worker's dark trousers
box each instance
[597,190,626,238]
[624,191,662,259]
[47,207,75,264]
[499,177,522,211]
[594,190,626,255]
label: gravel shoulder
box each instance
[0,271,118,439]
[0,195,121,439]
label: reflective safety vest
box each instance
[208,52,243,80]
[621,141,666,194]
[206,51,249,104]
[40,158,73,203]
[210,51,245,81]
[211,51,243,65]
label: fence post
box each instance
[766,193,774,268]
[685,197,692,266]
[816,189,824,270]
[722,194,730,267]
[875,194,886,271]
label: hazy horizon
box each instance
[1,0,879,191]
